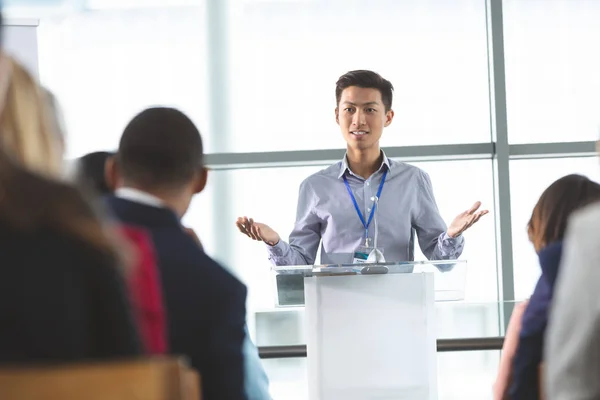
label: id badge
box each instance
[353,246,371,264]
[353,246,385,264]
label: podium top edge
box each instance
[272,260,466,274]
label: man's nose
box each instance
[352,110,366,126]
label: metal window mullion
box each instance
[205,0,237,271]
[205,143,495,170]
[509,141,598,159]
[486,0,515,333]
[204,141,597,170]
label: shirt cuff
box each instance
[439,232,465,259]
[443,232,463,242]
[266,240,287,257]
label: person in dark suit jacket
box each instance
[104,107,248,400]
[0,151,141,364]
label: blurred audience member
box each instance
[0,49,140,362]
[506,174,600,399]
[545,172,600,398]
[105,107,248,400]
[79,148,270,398]
[75,151,167,355]
[43,88,67,155]
[0,53,63,176]
[74,151,115,196]
[493,301,527,400]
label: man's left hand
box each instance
[447,201,489,238]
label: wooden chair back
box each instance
[0,357,201,400]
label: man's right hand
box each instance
[235,216,280,246]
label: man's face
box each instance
[335,86,394,152]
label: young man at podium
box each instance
[236,70,487,265]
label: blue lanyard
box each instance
[343,169,388,241]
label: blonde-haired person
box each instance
[0,50,141,363]
[0,52,63,176]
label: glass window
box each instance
[510,156,600,300]
[184,165,326,313]
[411,160,498,302]
[223,0,491,153]
[504,0,600,144]
[37,5,209,159]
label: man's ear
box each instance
[192,167,208,194]
[104,155,119,192]
[335,107,340,125]
[384,109,395,127]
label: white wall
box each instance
[2,19,39,78]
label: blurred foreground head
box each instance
[0,52,64,177]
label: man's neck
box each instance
[118,184,188,218]
[346,146,383,179]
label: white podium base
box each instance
[305,273,437,400]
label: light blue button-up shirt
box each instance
[267,151,464,265]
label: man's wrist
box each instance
[445,231,461,239]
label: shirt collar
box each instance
[115,187,164,208]
[338,150,391,179]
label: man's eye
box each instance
[344,108,354,112]
[366,108,376,113]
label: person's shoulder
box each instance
[298,161,343,190]
[309,162,341,179]
[570,202,600,229]
[388,159,425,178]
[0,222,115,274]
[563,202,600,262]
[189,247,246,294]
[387,160,431,190]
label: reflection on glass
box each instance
[510,157,600,299]
[272,261,468,306]
[226,0,490,153]
[261,351,500,400]
[252,301,512,348]
[504,0,600,143]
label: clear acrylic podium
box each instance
[272,261,467,400]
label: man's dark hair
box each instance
[116,107,204,190]
[335,70,394,111]
[74,151,114,196]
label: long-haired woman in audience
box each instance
[493,174,600,399]
[0,51,140,362]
